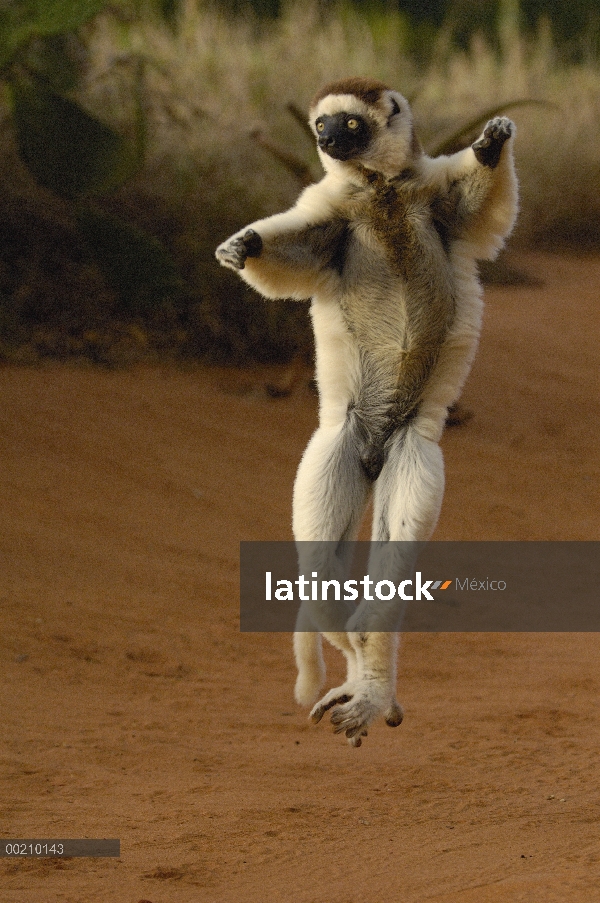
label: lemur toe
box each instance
[310,693,353,724]
[385,701,404,727]
[348,729,368,747]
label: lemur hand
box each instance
[216,229,263,270]
[472,117,514,169]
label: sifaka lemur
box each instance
[216,77,518,746]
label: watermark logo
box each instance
[265,572,455,602]
[240,541,600,632]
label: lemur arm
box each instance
[423,117,518,260]
[215,179,349,300]
[387,120,517,424]
[384,118,517,419]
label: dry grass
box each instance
[78,2,600,246]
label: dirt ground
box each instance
[1,251,599,903]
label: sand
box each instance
[1,251,599,902]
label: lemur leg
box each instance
[294,628,360,710]
[371,422,445,545]
[314,424,445,742]
[292,419,371,707]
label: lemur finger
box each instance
[215,230,263,270]
[216,238,247,270]
[242,229,263,258]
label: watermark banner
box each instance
[240,541,600,632]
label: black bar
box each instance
[0,840,120,857]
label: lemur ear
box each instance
[389,97,401,118]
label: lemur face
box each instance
[314,112,372,161]
[309,77,418,177]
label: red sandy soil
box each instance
[1,251,599,903]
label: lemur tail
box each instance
[293,631,326,707]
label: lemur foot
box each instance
[472,117,513,169]
[215,229,263,270]
[310,680,403,746]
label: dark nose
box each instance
[318,135,336,149]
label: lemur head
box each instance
[308,77,420,178]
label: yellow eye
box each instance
[316,121,324,132]
[347,118,359,130]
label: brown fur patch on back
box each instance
[310,77,390,110]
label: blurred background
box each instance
[0,0,599,366]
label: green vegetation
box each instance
[1,1,600,364]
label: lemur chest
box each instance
[332,223,409,346]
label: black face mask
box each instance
[315,113,372,161]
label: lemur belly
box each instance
[312,257,481,462]
[312,277,418,483]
